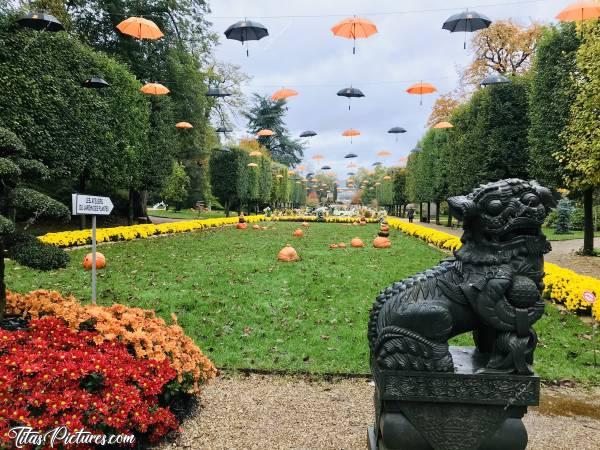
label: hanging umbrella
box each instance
[383,175,392,180]
[298,165,306,171]
[312,154,324,160]
[216,126,232,133]
[249,151,262,157]
[344,153,358,158]
[337,87,365,111]
[271,88,298,101]
[342,128,360,144]
[216,147,231,153]
[224,20,269,57]
[248,163,258,168]
[331,16,378,54]
[306,172,314,178]
[257,129,275,137]
[176,122,193,129]
[411,147,422,153]
[347,162,357,168]
[321,165,332,170]
[433,121,453,129]
[377,151,392,157]
[206,86,232,97]
[300,130,317,138]
[442,10,492,49]
[347,172,356,176]
[557,1,600,23]
[17,12,64,32]
[117,17,164,40]
[372,162,382,166]
[388,126,407,143]
[480,73,511,87]
[140,83,170,95]
[406,82,437,106]
[399,156,408,162]
[82,76,110,89]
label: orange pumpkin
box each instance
[338,242,346,248]
[253,224,260,230]
[351,237,365,248]
[373,236,391,248]
[302,222,310,227]
[353,222,359,226]
[293,229,304,237]
[278,244,300,262]
[83,252,106,270]
[236,223,248,230]
[381,226,389,232]
[329,243,338,249]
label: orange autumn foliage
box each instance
[5,290,217,393]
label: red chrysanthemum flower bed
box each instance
[0,317,179,449]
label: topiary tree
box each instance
[0,128,71,320]
[554,197,574,234]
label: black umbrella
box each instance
[372,162,382,166]
[206,86,232,97]
[442,10,492,49]
[344,153,358,159]
[410,147,422,153]
[321,165,332,170]
[347,172,355,176]
[480,73,510,87]
[214,147,232,153]
[300,130,317,138]
[306,172,314,178]
[388,126,407,143]
[17,12,64,32]
[216,126,232,133]
[337,87,365,111]
[82,76,110,89]
[224,20,269,56]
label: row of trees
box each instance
[404,21,599,254]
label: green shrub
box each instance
[9,234,69,270]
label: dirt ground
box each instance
[157,373,600,450]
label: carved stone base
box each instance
[368,347,539,450]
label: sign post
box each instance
[72,194,114,304]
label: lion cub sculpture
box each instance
[369,179,555,375]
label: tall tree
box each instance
[561,20,600,255]
[465,20,542,86]
[244,94,305,166]
[528,23,579,190]
[427,93,462,127]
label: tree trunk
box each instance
[582,188,595,256]
[133,190,149,221]
[0,241,5,320]
[447,213,453,228]
[427,202,431,223]
[224,199,230,217]
[128,189,134,226]
[419,203,423,221]
[435,201,441,225]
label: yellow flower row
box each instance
[38,215,266,247]
[272,215,379,223]
[386,218,600,320]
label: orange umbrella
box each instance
[342,128,360,144]
[399,156,408,162]
[331,16,378,54]
[377,150,392,157]
[297,165,306,171]
[175,122,193,129]
[249,151,262,157]
[406,82,437,105]
[117,17,164,40]
[257,129,275,137]
[383,175,392,180]
[247,163,258,168]
[140,83,170,95]
[433,121,454,129]
[271,88,298,101]
[312,154,325,160]
[347,162,357,168]
[557,1,600,22]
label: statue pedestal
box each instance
[368,347,539,450]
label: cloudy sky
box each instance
[207,0,568,177]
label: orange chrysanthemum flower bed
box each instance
[6,290,217,393]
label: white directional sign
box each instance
[72,194,114,216]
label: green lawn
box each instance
[148,208,228,220]
[541,227,600,241]
[6,222,599,384]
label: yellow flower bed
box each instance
[272,215,378,223]
[38,215,265,247]
[387,218,600,320]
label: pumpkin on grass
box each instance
[302,222,310,227]
[236,223,248,230]
[373,236,391,248]
[351,237,365,248]
[329,243,338,249]
[83,252,106,270]
[338,242,347,248]
[293,229,304,237]
[253,224,260,230]
[278,244,300,262]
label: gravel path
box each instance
[397,218,600,278]
[157,374,600,450]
